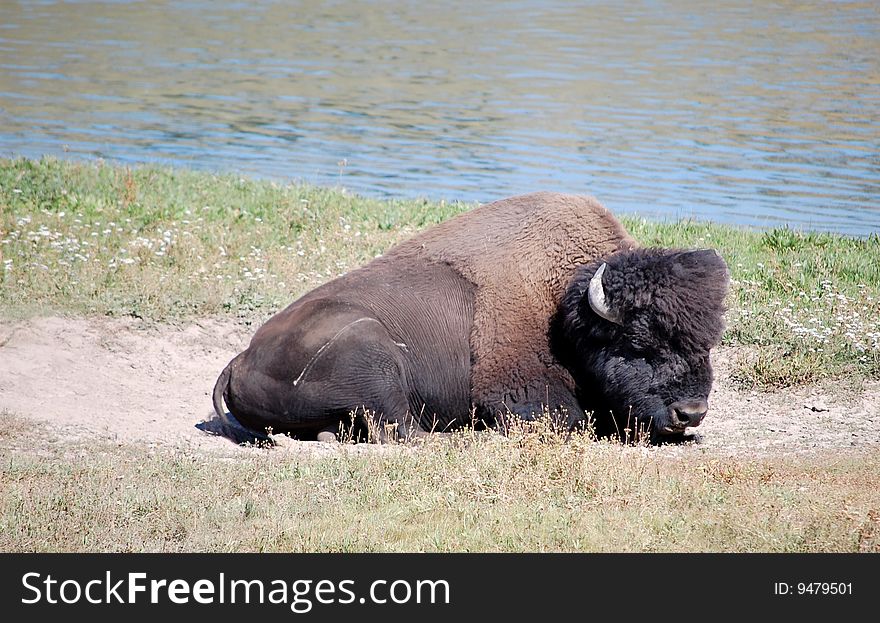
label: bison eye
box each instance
[620,345,651,363]
[625,337,651,356]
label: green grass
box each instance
[623,218,880,387]
[0,156,469,321]
[1,416,876,552]
[2,156,879,388]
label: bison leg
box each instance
[222,302,440,444]
[363,389,422,443]
[356,385,455,444]
[283,315,428,444]
[487,383,586,436]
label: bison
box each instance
[212,192,729,443]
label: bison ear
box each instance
[676,248,726,267]
[677,249,727,273]
[684,248,723,261]
[587,263,624,325]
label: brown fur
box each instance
[383,191,637,414]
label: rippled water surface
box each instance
[1,0,878,235]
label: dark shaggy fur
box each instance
[553,248,729,440]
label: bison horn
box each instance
[588,263,623,325]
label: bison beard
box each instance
[212,192,729,444]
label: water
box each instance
[1,0,878,236]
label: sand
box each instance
[1,315,877,456]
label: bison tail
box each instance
[210,358,274,446]
[212,360,233,422]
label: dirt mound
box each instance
[1,316,877,456]
[0,316,246,452]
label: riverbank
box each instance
[1,157,878,552]
[3,157,877,388]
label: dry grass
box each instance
[1,414,877,553]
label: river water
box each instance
[1,0,878,236]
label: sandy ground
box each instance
[1,315,877,457]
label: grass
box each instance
[1,415,877,553]
[2,157,879,553]
[0,156,467,323]
[2,156,878,388]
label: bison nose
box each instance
[670,399,709,428]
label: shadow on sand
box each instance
[195,411,274,446]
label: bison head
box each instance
[556,248,729,442]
